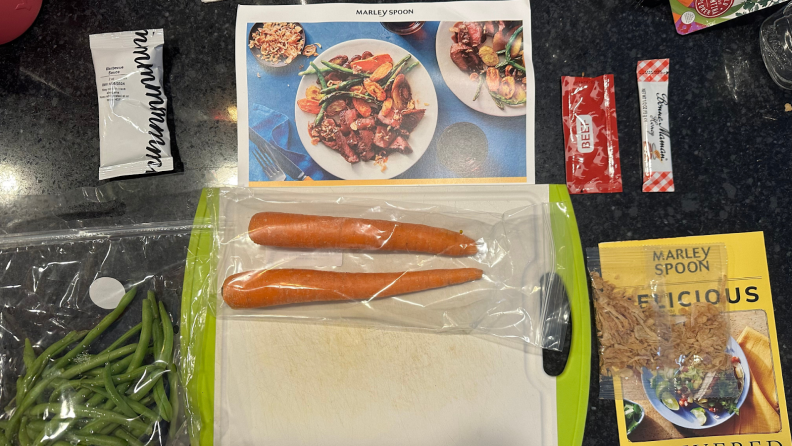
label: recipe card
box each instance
[234,2,535,187]
[600,232,791,446]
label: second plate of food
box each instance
[295,39,438,180]
[436,21,527,117]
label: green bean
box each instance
[31,331,86,377]
[26,404,148,433]
[507,59,525,72]
[79,365,162,388]
[0,430,9,446]
[12,376,25,412]
[489,91,526,105]
[320,91,378,105]
[0,421,7,430]
[152,379,172,422]
[63,432,127,446]
[473,73,485,101]
[381,55,411,88]
[298,65,332,76]
[108,354,136,375]
[98,323,142,356]
[127,399,158,423]
[504,25,523,60]
[383,62,419,92]
[31,386,94,446]
[32,418,72,446]
[319,77,364,94]
[85,391,107,408]
[382,65,405,91]
[314,102,329,127]
[46,288,137,375]
[496,26,525,73]
[152,322,163,364]
[84,384,109,397]
[85,368,103,377]
[147,291,158,320]
[79,419,108,436]
[168,368,180,437]
[99,423,117,436]
[127,369,166,401]
[26,421,44,432]
[138,395,153,407]
[18,331,87,409]
[23,339,36,371]
[311,61,327,89]
[489,90,505,109]
[84,298,153,437]
[18,417,30,446]
[158,302,174,365]
[113,427,144,446]
[321,60,370,77]
[91,346,154,378]
[5,373,60,440]
[127,300,152,374]
[61,344,138,381]
[48,379,79,403]
[403,62,419,74]
[103,365,136,419]
[52,443,71,446]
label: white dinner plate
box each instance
[435,21,526,117]
[295,39,438,180]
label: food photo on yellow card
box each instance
[588,232,790,446]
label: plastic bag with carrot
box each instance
[203,187,575,351]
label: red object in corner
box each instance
[0,0,43,45]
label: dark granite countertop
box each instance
[1,0,791,444]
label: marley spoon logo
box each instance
[652,246,712,276]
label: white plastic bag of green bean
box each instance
[0,222,195,446]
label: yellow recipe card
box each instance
[599,232,791,446]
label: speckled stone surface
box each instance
[1,0,791,444]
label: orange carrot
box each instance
[350,54,393,73]
[222,268,483,309]
[248,212,479,256]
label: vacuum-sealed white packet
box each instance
[90,29,173,180]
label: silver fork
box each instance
[251,144,286,181]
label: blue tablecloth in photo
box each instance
[245,21,526,182]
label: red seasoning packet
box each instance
[561,75,622,194]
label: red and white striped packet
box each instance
[637,59,674,193]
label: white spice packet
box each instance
[90,29,173,180]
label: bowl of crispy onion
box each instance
[248,22,307,68]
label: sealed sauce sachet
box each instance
[561,74,622,194]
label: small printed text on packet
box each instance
[356,9,414,16]
[100,65,128,101]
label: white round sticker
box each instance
[89,277,126,309]
[682,11,696,25]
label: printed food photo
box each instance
[239,21,533,185]
[295,39,438,179]
[436,21,527,116]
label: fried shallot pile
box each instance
[590,272,730,377]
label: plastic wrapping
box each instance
[588,243,745,416]
[0,222,193,445]
[208,187,572,351]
